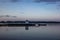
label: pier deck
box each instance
[0,23,47,26]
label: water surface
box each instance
[0,24,60,40]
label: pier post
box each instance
[25,26,29,30]
[35,24,40,27]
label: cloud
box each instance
[0,0,60,3]
[40,0,60,2]
[0,0,21,3]
[34,0,60,2]
[0,15,17,18]
[11,0,18,2]
[34,0,60,8]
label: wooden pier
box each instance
[0,20,47,30]
[0,23,47,30]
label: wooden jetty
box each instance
[0,20,47,30]
[0,23,47,30]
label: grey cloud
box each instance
[0,0,60,3]
[11,0,18,2]
[11,0,22,2]
[34,0,60,2]
[0,15,17,18]
[0,0,21,3]
[12,0,60,3]
[34,0,60,5]
[40,0,60,2]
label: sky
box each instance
[0,0,60,21]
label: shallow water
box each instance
[0,24,60,40]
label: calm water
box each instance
[0,24,60,40]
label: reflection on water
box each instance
[0,24,60,40]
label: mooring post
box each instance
[25,26,29,30]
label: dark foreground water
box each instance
[0,24,60,40]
